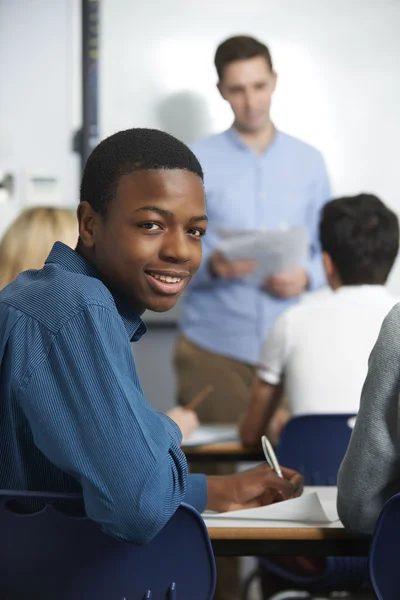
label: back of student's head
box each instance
[320,194,399,285]
[0,206,78,289]
[80,127,203,217]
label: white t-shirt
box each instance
[257,285,399,416]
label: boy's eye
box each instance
[188,228,206,238]
[140,223,161,231]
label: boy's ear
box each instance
[77,201,98,249]
[322,251,335,278]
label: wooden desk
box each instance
[208,524,369,557]
[182,425,264,463]
[183,441,264,463]
[205,487,370,557]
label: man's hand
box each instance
[265,267,309,298]
[166,407,199,441]
[209,251,256,279]
[206,464,303,513]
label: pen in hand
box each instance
[261,434,283,478]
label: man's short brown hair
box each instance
[214,35,273,81]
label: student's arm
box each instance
[18,304,205,545]
[239,313,289,445]
[240,379,283,445]
[306,152,331,291]
[166,406,199,441]
[337,304,400,535]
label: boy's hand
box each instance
[206,464,303,513]
[166,407,199,441]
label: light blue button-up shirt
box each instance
[180,128,331,365]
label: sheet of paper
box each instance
[217,226,309,285]
[182,425,238,447]
[205,491,339,524]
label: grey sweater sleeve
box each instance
[337,303,400,535]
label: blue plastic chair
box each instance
[369,492,400,600]
[0,490,216,600]
[256,414,367,596]
[276,414,356,485]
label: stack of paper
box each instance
[182,425,238,447]
[217,226,309,285]
[204,490,339,528]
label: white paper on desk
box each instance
[217,226,309,285]
[183,425,239,447]
[205,492,338,524]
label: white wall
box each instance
[100,0,400,294]
[0,0,81,238]
[2,0,399,281]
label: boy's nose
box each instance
[160,231,191,264]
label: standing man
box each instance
[176,34,331,430]
[174,37,330,600]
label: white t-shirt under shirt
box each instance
[257,285,399,416]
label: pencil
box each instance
[185,384,214,411]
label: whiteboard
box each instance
[0,0,80,238]
[100,0,400,323]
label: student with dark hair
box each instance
[0,128,302,547]
[238,193,398,598]
[240,193,399,445]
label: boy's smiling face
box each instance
[78,169,207,315]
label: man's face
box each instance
[218,56,277,133]
[78,169,207,315]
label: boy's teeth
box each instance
[151,273,182,283]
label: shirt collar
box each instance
[45,242,147,342]
[225,126,251,151]
[335,284,388,296]
[225,125,281,155]
[333,284,393,303]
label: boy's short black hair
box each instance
[320,193,399,285]
[80,128,204,216]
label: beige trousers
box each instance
[174,336,256,600]
[174,335,255,429]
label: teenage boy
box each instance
[240,193,399,598]
[240,194,399,445]
[0,128,302,546]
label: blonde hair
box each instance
[0,206,78,289]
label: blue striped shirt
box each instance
[0,242,206,544]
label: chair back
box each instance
[276,414,355,485]
[369,492,400,600]
[257,414,366,597]
[0,490,216,600]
